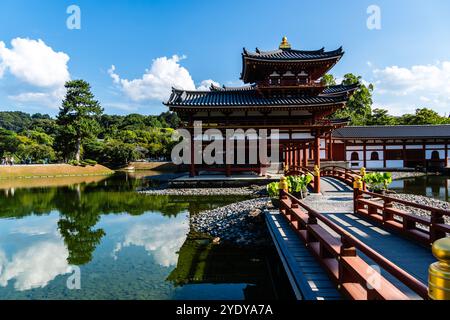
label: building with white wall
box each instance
[330,125,450,170]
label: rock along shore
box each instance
[190,198,273,247]
[141,185,266,196]
[389,193,450,224]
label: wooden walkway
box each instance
[265,210,342,300]
[266,177,435,300]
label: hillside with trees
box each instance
[0,81,180,167]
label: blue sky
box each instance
[0,0,449,116]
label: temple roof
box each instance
[243,47,344,62]
[165,84,358,109]
[241,38,345,83]
[333,125,450,139]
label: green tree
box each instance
[367,108,397,125]
[0,111,32,132]
[331,74,374,126]
[322,74,337,86]
[398,108,449,125]
[56,80,103,162]
[0,128,20,156]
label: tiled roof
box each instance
[243,47,344,61]
[165,84,357,108]
[333,125,450,139]
[210,84,257,92]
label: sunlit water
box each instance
[390,175,449,202]
[0,172,293,300]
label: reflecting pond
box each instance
[390,175,450,202]
[0,172,294,300]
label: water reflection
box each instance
[391,175,449,202]
[0,173,292,300]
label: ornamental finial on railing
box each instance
[360,167,367,177]
[279,176,289,193]
[314,165,320,177]
[353,176,363,190]
[429,237,450,300]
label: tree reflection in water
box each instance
[0,173,247,266]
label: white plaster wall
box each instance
[366,151,384,160]
[320,150,326,159]
[386,146,403,150]
[347,146,363,151]
[366,145,383,150]
[346,151,363,161]
[386,160,404,168]
[349,161,364,169]
[366,160,384,169]
[426,145,445,149]
[426,150,445,160]
[406,145,423,149]
[292,133,314,139]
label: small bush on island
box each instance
[68,160,79,166]
[287,174,313,199]
[267,174,314,200]
[83,159,97,166]
[363,172,393,193]
[267,182,280,198]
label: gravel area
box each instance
[389,193,450,224]
[141,185,267,196]
[388,171,427,180]
[190,198,272,247]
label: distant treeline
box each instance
[0,110,181,166]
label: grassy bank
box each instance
[0,164,114,179]
[128,161,176,171]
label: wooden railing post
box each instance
[430,210,446,244]
[353,178,363,213]
[338,236,357,290]
[383,199,394,224]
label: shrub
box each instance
[68,160,79,166]
[287,174,313,198]
[267,182,280,198]
[83,159,97,166]
[363,172,392,192]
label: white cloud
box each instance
[113,216,189,267]
[109,55,219,103]
[0,38,70,108]
[0,38,70,88]
[372,61,450,115]
[0,241,70,291]
[197,79,220,91]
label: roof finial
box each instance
[279,36,291,50]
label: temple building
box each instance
[331,125,450,170]
[165,37,358,181]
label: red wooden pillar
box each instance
[445,141,449,167]
[314,135,321,193]
[402,140,407,168]
[328,132,333,161]
[190,129,196,177]
[423,141,427,168]
[303,145,308,167]
[363,141,367,169]
[286,145,290,168]
[294,146,298,166]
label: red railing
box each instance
[354,189,450,246]
[321,166,360,186]
[279,190,428,300]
